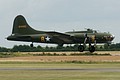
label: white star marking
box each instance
[45,36,50,41]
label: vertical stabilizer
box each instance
[12,15,44,35]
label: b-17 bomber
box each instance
[7,15,115,52]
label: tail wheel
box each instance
[30,43,33,47]
[89,46,95,53]
[58,44,63,47]
[78,45,84,52]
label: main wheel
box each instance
[78,45,84,52]
[89,46,95,53]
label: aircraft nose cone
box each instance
[104,34,115,41]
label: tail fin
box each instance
[12,15,44,35]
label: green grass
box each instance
[0,70,120,80]
[0,62,120,80]
[0,62,120,68]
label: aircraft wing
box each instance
[46,32,74,43]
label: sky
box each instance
[0,0,120,48]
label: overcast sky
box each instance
[0,0,120,48]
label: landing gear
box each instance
[78,45,95,52]
[78,33,96,52]
[78,45,84,52]
[88,36,96,53]
[58,44,63,47]
[89,46,95,53]
[30,43,33,47]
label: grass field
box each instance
[0,51,120,80]
[0,62,120,80]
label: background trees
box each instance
[0,43,120,52]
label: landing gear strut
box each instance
[30,42,33,47]
[88,39,95,53]
[58,44,63,47]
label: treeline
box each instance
[0,43,120,52]
[0,45,78,52]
